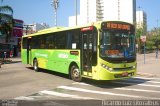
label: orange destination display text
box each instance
[105,50,119,55]
[106,23,131,30]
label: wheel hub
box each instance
[73,69,80,78]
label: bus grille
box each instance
[113,67,134,71]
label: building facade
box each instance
[0,19,24,57]
[69,0,136,26]
[136,10,147,33]
[23,23,50,35]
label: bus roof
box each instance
[37,26,65,33]
[22,21,102,38]
[22,21,134,38]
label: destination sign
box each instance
[101,22,133,31]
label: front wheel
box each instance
[33,59,39,72]
[70,65,82,82]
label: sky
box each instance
[2,0,160,31]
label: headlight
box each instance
[108,68,113,71]
[101,63,106,68]
[132,66,136,69]
[102,64,106,68]
[101,63,112,71]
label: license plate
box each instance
[122,72,128,77]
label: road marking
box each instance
[114,87,160,93]
[14,96,34,100]
[72,82,91,86]
[147,81,160,84]
[112,81,160,88]
[73,81,160,93]
[40,90,96,100]
[58,86,151,99]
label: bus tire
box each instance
[70,65,82,82]
[33,59,39,72]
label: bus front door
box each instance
[81,31,94,72]
[27,38,31,64]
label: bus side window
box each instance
[54,32,67,49]
[31,36,40,49]
[71,30,80,49]
[67,32,72,49]
[46,34,55,49]
[40,36,46,49]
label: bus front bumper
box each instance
[93,67,136,80]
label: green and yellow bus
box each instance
[21,21,136,82]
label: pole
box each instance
[51,0,59,26]
[26,26,28,35]
[55,9,57,26]
[156,38,158,59]
[87,0,89,23]
[156,20,159,59]
[118,0,120,20]
[156,42,158,59]
[144,42,146,64]
[138,6,141,53]
[75,0,77,26]
[138,6,141,26]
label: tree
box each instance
[136,28,143,53]
[142,28,160,53]
[0,0,13,43]
[136,21,148,53]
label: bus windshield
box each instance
[100,30,136,61]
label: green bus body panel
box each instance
[21,49,27,64]
[21,49,80,74]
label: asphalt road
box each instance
[0,59,160,106]
[0,60,74,99]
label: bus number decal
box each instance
[58,53,68,59]
[35,53,48,58]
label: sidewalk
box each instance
[11,57,22,62]
[0,56,21,67]
[137,52,160,77]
